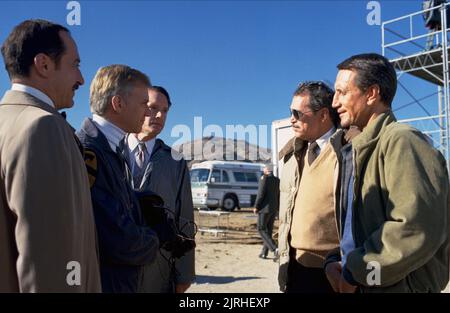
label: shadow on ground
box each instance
[194,275,262,285]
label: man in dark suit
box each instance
[254,164,280,260]
[125,86,195,293]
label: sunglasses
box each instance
[290,81,333,120]
[290,108,316,120]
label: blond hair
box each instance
[89,64,151,115]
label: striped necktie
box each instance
[136,142,147,169]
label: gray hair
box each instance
[90,64,151,115]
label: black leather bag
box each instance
[136,191,196,259]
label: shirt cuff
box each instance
[323,253,341,270]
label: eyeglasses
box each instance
[290,81,333,120]
[290,108,315,120]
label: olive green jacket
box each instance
[346,111,449,292]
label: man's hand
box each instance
[324,262,342,292]
[253,208,257,214]
[176,283,191,293]
[339,276,357,293]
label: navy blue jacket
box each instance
[77,118,159,293]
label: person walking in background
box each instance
[254,164,280,261]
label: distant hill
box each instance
[173,136,272,168]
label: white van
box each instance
[190,161,265,211]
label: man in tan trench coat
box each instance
[0,19,101,292]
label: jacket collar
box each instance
[1,90,76,134]
[351,111,396,185]
[278,137,307,161]
[329,126,361,153]
[150,138,183,164]
[352,111,396,152]
[11,83,54,108]
[151,138,171,155]
[1,90,61,117]
[79,117,115,154]
[278,127,361,161]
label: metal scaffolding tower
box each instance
[382,2,450,172]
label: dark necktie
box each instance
[307,141,319,165]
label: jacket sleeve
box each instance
[174,159,196,285]
[254,176,267,211]
[346,129,449,287]
[88,149,159,267]
[6,117,88,292]
[323,247,341,270]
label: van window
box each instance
[233,171,259,183]
[190,169,210,182]
[245,172,258,182]
[222,171,229,183]
[211,169,221,183]
[233,172,246,182]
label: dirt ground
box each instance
[187,208,281,293]
[186,208,450,293]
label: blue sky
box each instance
[0,0,443,148]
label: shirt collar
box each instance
[310,126,336,151]
[127,134,156,155]
[11,83,55,108]
[92,114,126,151]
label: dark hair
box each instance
[150,85,172,107]
[1,19,69,79]
[294,81,339,127]
[337,53,397,107]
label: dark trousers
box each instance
[285,259,335,293]
[257,212,277,255]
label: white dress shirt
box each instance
[92,114,126,151]
[308,126,336,154]
[127,134,156,177]
[12,83,55,108]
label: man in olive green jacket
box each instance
[326,53,449,293]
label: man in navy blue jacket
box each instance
[77,64,161,293]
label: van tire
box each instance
[222,194,237,211]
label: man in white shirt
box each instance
[77,65,166,293]
[0,19,101,292]
[125,86,195,293]
[277,81,345,293]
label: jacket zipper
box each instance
[351,148,359,247]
